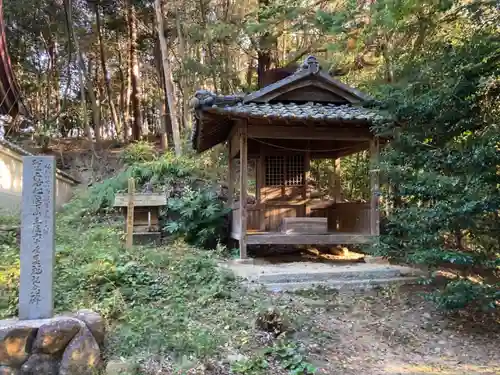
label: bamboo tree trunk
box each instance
[155,0,181,155]
[128,0,142,141]
[96,3,121,139]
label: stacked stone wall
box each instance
[0,310,104,375]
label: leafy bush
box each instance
[426,279,500,311]
[232,356,269,375]
[0,229,19,317]
[370,23,500,310]
[163,186,230,249]
[62,150,230,249]
[267,342,317,375]
[120,141,158,165]
[63,152,205,218]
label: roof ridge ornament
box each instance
[191,89,244,109]
[298,55,321,75]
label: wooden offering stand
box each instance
[114,178,167,247]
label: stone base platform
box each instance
[221,260,424,292]
[0,310,104,375]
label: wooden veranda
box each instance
[191,56,388,258]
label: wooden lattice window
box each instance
[265,155,304,187]
[285,155,304,186]
[265,156,284,187]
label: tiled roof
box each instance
[207,102,386,122]
[190,55,391,153]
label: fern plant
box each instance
[163,187,230,249]
[120,141,158,165]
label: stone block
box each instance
[280,217,328,234]
[0,310,104,374]
[364,256,390,265]
[59,327,101,375]
[33,318,83,354]
[20,353,58,375]
[105,359,138,375]
[0,320,39,367]
[72,310,105,347]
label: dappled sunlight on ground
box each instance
[290,285,500,375]
[383,363,500,375]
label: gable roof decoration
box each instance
[243,55,370,104]
[191,55,389,153]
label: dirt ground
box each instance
[290,285,499,375]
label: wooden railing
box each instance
[231,200,371,234]
[310,202,370,233]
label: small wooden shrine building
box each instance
[191,56,388,258]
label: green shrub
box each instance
[120,141,158,165]
[264,341,317,375]
[370,27,500,311]
[63,152,203,217]
[163,187,230,249]
[231,356,269,375]
[426,279,500,311]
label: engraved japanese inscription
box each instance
[19,156,56,320]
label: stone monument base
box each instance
[0,310,105,375]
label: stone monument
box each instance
[19,156,56,320]
[0,156,106,374]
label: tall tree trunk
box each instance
[197,0,219,92]
[116,32,128,141]
[86,57,102,142]
[381,35,394,83]
[46,37,56,120]
[79,68,93,150]
[175,10,190,129]
[67,0,100,144]
[128,0,142,141]
[64,0,94,148]
[153,37,169,150]
[53,39,61,127]
[155,0,181,155]
[95,3,121,139]
[246,54,253,89]
[256,0,277,89]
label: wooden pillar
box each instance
[239,123,248,258]
[227,141,234,208]
[304,150,311,216]
[258,149,266,231]
[370,138,380,236]
[333,158,341,202]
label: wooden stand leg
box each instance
[126,178,136,248]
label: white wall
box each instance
[0,144,77,215]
